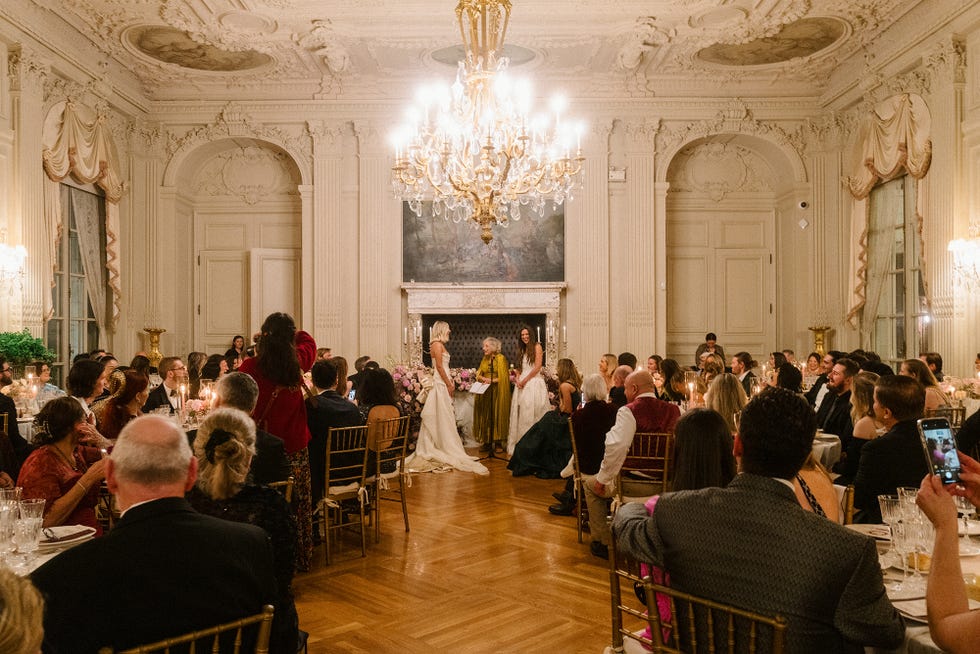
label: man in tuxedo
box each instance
[614,387,904,652]
[853,375,929,523]
[186,372,290,485]
[31,415,277,654]
[141,356,186,414]
[805,349,845,409]
[731,351,756,396]
[815,357,858,450]
[585,370,680,559]
[306,359,363,507]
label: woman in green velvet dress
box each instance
[473,337,511,452]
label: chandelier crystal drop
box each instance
[391,0,585,244]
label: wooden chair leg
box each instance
[359,499,367,558]
[374,484,381,544]
[322,508,331,566]
[400,486,410,533]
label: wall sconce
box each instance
[949,223,980,291]
[0,242,27,295]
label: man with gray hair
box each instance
[199,371,290,485]
[31,415,277,654]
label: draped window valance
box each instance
[844,93,932,329]
[41,100,126,331]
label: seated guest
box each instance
[186,351,207,399]
[586,370,680,559]
[803,352,822,388]
[815,357,858,450]
[731,351,757,397]
[614,387,904,651]
[608,365,631,407]
[773,362,802,393]
[699,354,725,390]
[356,368,402,471]
[188,372,292,487]
[655,358,686,404]
[93,369,149,441]
[31,361,65,408]
[0,357,31,483]
[694,333,725,369]
[550,374,618,515]
[509,358,581,478]
[31,415,277,654]
[225,334,246,361]
[955,408,980,460]
[18,397,106,532]
[0,566,44,654]
[917,464,980,653]
[671,409,736,491]
[617,352,638,370]
[704,373,746,434]
[900,358,951,411]
[599,353,617,393]
[331,355,353,398]
[833,372,880,484]
[853,374,929,523]
[187,408,299,653]
[645,355,662,376]
[347,355,372,400]
[769,350,787,377]
[141,356,186,415]
[793,453,839,522]
[918,351,944,382]
[199,353,228,384]
[306,359,362,506]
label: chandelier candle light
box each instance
[949,223,980,290]
[391,0,585,244]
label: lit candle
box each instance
[537,326,541,342]
[687,382,695,399]
[403,327,408,345]
[562,325,567,344]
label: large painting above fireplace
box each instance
[402,201,564,283]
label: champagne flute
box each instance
[954,495,980,555]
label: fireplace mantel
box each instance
[401,283,567,366]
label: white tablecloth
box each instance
[17,417,33,444]
[813,434,842,469]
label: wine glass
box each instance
[953,495,980,555]
[878,495,903,587]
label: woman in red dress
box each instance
[93,369,150,441]
[17,397,107,533]
[239,312,316,570]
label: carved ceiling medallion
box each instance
[697,17,846,67]
[125,26,274,72]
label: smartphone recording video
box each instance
[917,417,961,485]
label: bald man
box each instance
[584,370,680,559]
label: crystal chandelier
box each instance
[949,223,980,290]
[391,0,585,244]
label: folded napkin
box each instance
[41,528,92,544]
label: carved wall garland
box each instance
[191,146,298,204]
[669,142,775,201]
[163,104,312,186]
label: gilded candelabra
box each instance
[808,325,831,357]
[143,327,165,368]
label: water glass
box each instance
[953,496,980,555]
[0,487,23,502]
[14,499,45,557]
[0,501,16,557]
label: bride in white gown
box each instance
[507,326,551,454]
[405,321,489,475]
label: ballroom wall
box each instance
[1,5,980,376]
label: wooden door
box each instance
[249,248,301,331]
[195,250,249,353]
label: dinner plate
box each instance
[38,525,96,552]
[846,523,891,540]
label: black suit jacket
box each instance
[614,474,904,652]
[31,497,276,654]
[608,386,627,407]
[187,428,291,486]
[142,383,176,414]
[570,401,618,475]
[853,420,930,524]
[805,374,828,406]
[818,390,854,450]
[0,393,30,478]
[306,390,363,503]
[739,371,756,397]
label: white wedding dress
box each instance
[507,353,551,455]
[405,352,489,476]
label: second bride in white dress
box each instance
[404,321,489,475]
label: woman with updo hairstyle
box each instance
[0,567,44,654]
[93,369,149,441]
[188,408,298,653]
[17,397,107,532]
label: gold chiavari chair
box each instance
[927,406,966,430]
[319,425,370,564]
[268,476,295,504]
[608,533,787,653]
[367,415,410,543]
[568,420,587,543]
[614,432,673,510]
[98,605,274,654]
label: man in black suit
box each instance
[853,375,929,523]
[306,359,363,506]
[815,357,859,450]
[141,356,186,414]
[346,355,373,401]
[731,351,756,397]
[186,372,290,485]
[614,387,904,652]
[31,415,277,654]
[805,349,845,409]
[0,357,30,485]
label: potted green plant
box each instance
[0,330,56,372]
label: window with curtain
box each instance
[45,183,107,386]
[865,176,930,367]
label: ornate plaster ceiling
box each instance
[11,0,924,102]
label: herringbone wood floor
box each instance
[294,455,612,653]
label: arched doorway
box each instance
[172,139,303,352]
[664,134,799,365]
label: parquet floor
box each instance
[294,455,613,653]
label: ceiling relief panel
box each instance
[192,145,298,204]
[696,18,846,67]
[126,26,273,72]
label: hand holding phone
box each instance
[918,417,961,485]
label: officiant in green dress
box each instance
[473,337,511,452]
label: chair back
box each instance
[372,415,410,477]
[616,432,673,504]
[325,425,370,493]
[609,535,786,653]
[98,605,274,653]
[833,484,855,525]
[926,406,966,429]
[268,476,295,503]
[568,419,586,543]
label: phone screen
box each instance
[347,389,356,401]
[918,418,961,484]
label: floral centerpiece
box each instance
[942,376,980,401]
[183,399,208,427]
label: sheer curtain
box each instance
[69,188,107,334]
[844,93,932,329]
[41,100,125,330]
